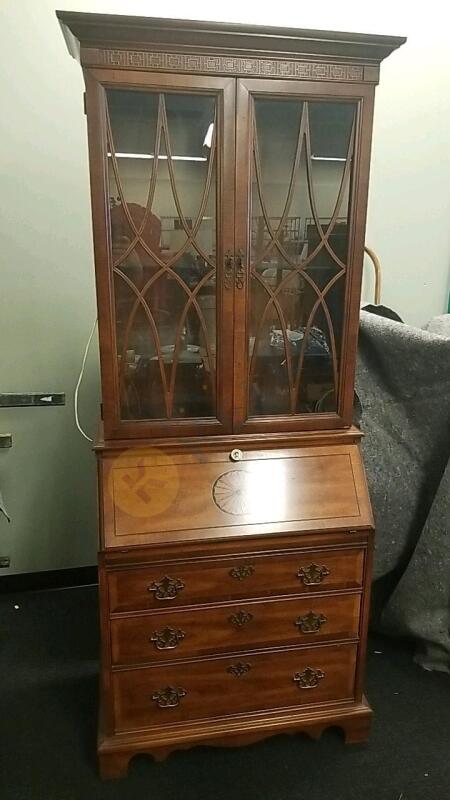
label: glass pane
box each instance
[249,98,356,417]
[106,89,217,421]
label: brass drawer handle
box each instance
[150,626,186,650]
[294,611,327,634]
[229,609,254,628]
[297,563,330,586]
[293,667,325,689]
[227,662,252,677]
[229,565,254,580]
[148,576,185,600]
[152,686,187,708]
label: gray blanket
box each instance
[355,310,450,672]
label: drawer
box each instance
[107,547,365,613]
[112,643,357,732]
[110,593,361,666]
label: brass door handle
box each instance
[224,249,234,289]
[235,249,245,289]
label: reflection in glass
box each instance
[106,90,217,421]
[249,99,356,417]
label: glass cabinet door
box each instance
[234,80,361,431]
[96,76,234,436]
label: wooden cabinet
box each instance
[58,12,405,779]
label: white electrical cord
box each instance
[74,318,98,442]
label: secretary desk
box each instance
[58,12,405,778]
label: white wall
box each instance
[0,0,449,573]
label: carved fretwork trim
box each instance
[82,48,365,82]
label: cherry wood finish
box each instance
[99,442,373,548]
[100,524,370,566]
[112,643,358,731]
[98,698,373,778]
[233,78,374,433]
[107,545,365,613]
[58,13,405,64]
[110,592,361,665]
[86,70,236,439]
[58,11,405,779]
[58,12,404,440]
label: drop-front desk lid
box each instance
[98,442,373,550]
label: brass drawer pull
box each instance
[152,686,187,708]
[227,662,252,677]
[148,576,185,600]
[150,626,186,650]
[297,563,330,586]
[294,611,327,634]
[229,610,253,628]
[293,667,325,689]
[229,564,254,580]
